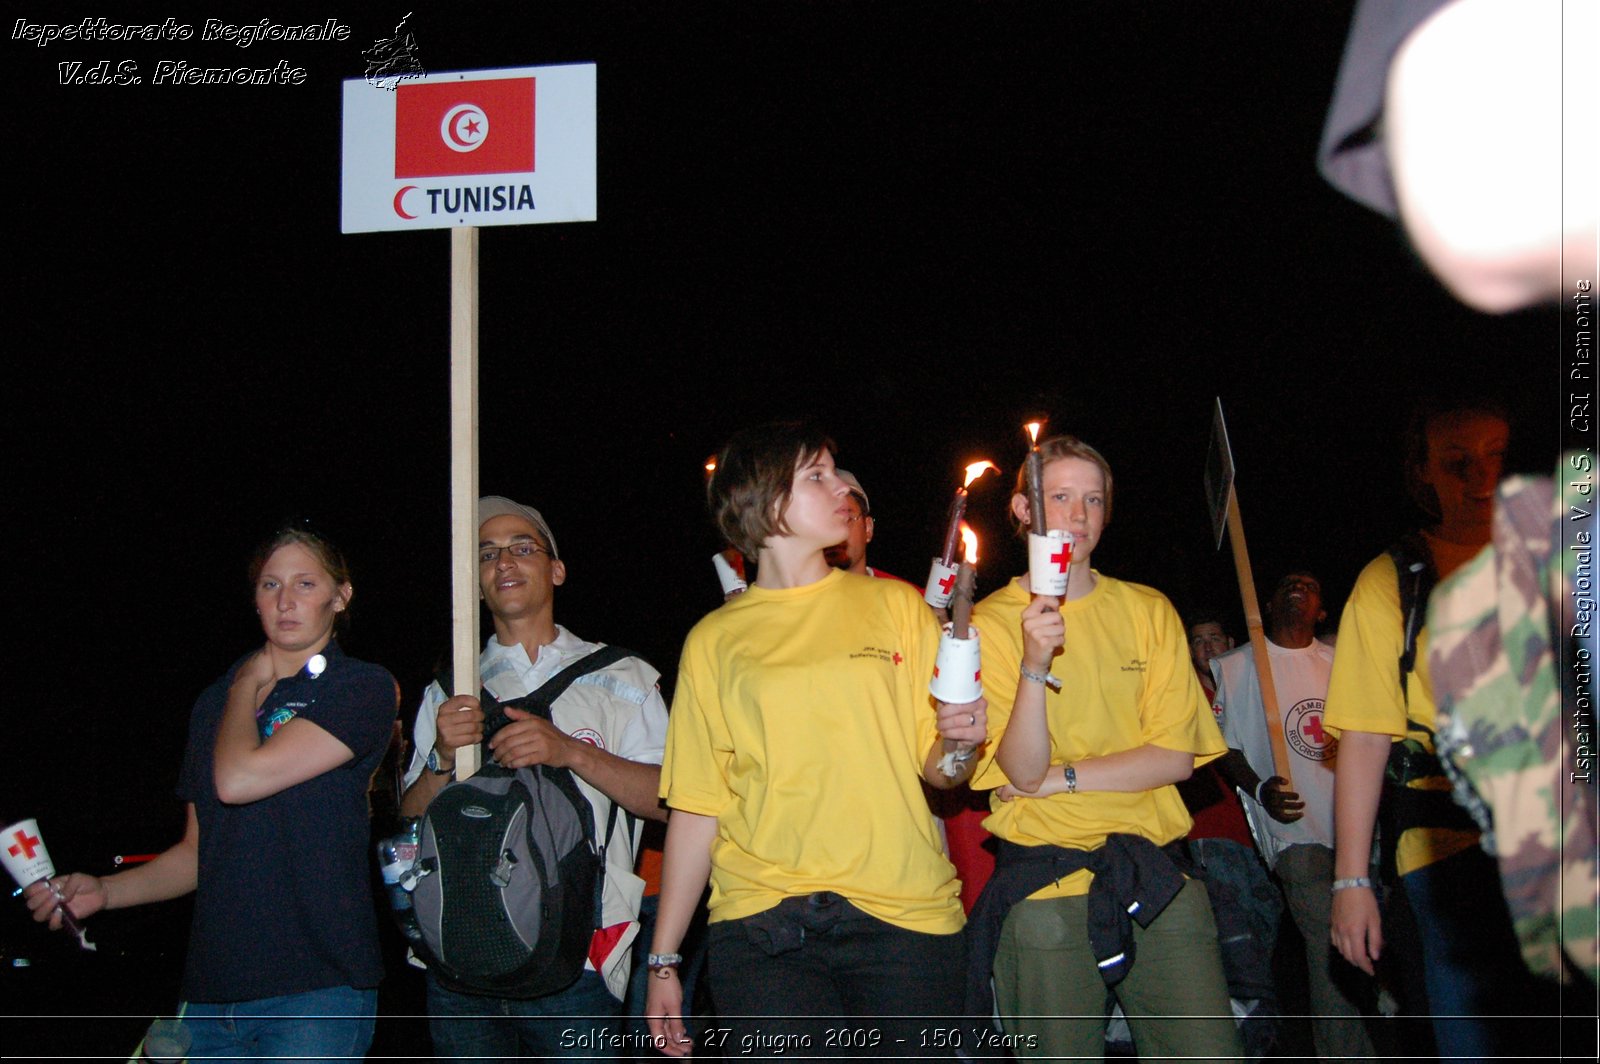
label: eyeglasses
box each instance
[478,542,553,564]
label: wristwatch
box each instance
[1064,764,1078,794]
[426,747,455,776]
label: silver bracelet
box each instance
[647,952,683,979]
[1064,764,1077,794]
[1330,876,1375,893]
[1019,665,1053,686]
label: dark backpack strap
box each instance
[1387,532,1437,705]
[593,795,625,931]
[515,644,638,719]
[1377,535,1479,880]
[435,644,640,747]
[431,659,513,773]
[521,645,644,931]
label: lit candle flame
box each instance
[962,460,999,489]
[704,456,718,477]
[1024,421,1043,447]
[960,522,980,564]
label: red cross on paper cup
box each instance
[8,829,41,860]
[924,557,960,608]
[2,818,57,888]
[1027,530,1073,597]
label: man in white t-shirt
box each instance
[399,496,669,1062]
[1213,572,1376,1060]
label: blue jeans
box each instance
[426,968,621,1061]
[181,985,377,1062]
[1401,844,1557,1059]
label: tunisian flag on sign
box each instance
[395,77,535,179]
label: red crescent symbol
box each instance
[393,185,418,220]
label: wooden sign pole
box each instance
[1225,483,1294,786]
[450,227,482,778]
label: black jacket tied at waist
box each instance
[964,834,1190,1022]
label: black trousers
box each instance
[704,892,966,1059]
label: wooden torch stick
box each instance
[1225,483,1293,786]
[950,561,976,639]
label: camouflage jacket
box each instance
[1428,458,1597,985]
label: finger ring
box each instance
[968,713,976,727]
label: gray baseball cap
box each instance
[477,496,559,559]
[836,469,870,514]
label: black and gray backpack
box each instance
[408,645,634,998]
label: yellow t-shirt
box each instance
[970,576,1226,899]
[1324,549,1481,873]
[660,569,964,935]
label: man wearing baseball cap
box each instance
[400,496,669,1061]
[826,469,910,583]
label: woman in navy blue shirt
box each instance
[27,525,397,1059]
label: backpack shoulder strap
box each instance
[433,644,639,745]
[1387,532,1437,704]
[521,645,641,931]
[431,657,499,710]
[515,644,638,721]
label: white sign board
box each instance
[341,63,596,233]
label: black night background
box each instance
[2,2,1576,1057]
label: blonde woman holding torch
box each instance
[964,436,1240,1060]
[646,421,984,1057]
